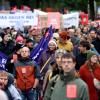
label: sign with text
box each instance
[48,12,61,29]
[62,13,79,28]
[0,13,38,28]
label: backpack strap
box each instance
[51,75,60,91]
[5,87,13,100]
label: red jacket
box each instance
[79,64,100,100]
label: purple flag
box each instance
[0,51,8,70]
[30,26,53,63]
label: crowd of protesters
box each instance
[0,20,100,100]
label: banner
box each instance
[48,12,61,29]
[0,51,8,70]
[0,13,38,28]
[62,13,79,28]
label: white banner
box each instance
[62,13,79,28]
[0,13,38,28]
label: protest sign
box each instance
[62,13,79,28]
[0,13,38,28]
[48,12,61,29]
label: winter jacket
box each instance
[4,73,22,100]
[44,72,89,100]
[39,49,56,77]
[79,63,100,100]
[14,58,40,91]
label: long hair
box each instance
[86,58,100,71]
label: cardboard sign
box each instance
[66,84,77,98]
[48,12,61,29]
[62,13,79,28]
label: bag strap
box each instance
[51,75,60,91]
[40,56,51,73]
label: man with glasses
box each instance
[44,53,89,100]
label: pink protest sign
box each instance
[47,12,61,29]
[66,84,77,98]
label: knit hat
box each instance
[48,39,57,48]
[87,51,96,60]
[16,36,24,43]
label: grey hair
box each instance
[55,49,67,58]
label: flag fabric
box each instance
[30,26,53,63]
[80,13,88,25]
[0,51,8,70]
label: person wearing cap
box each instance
[39,39,58,78]
[15,35,24,45]
[44,53,89,100]
[57,31,73,52]
[79,51,100,100]
[38,39,58,99]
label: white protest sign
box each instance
[0,13,38,28]
[62,13,79,28]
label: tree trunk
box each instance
[88,0,95,20]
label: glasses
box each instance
[62,61,73,64]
